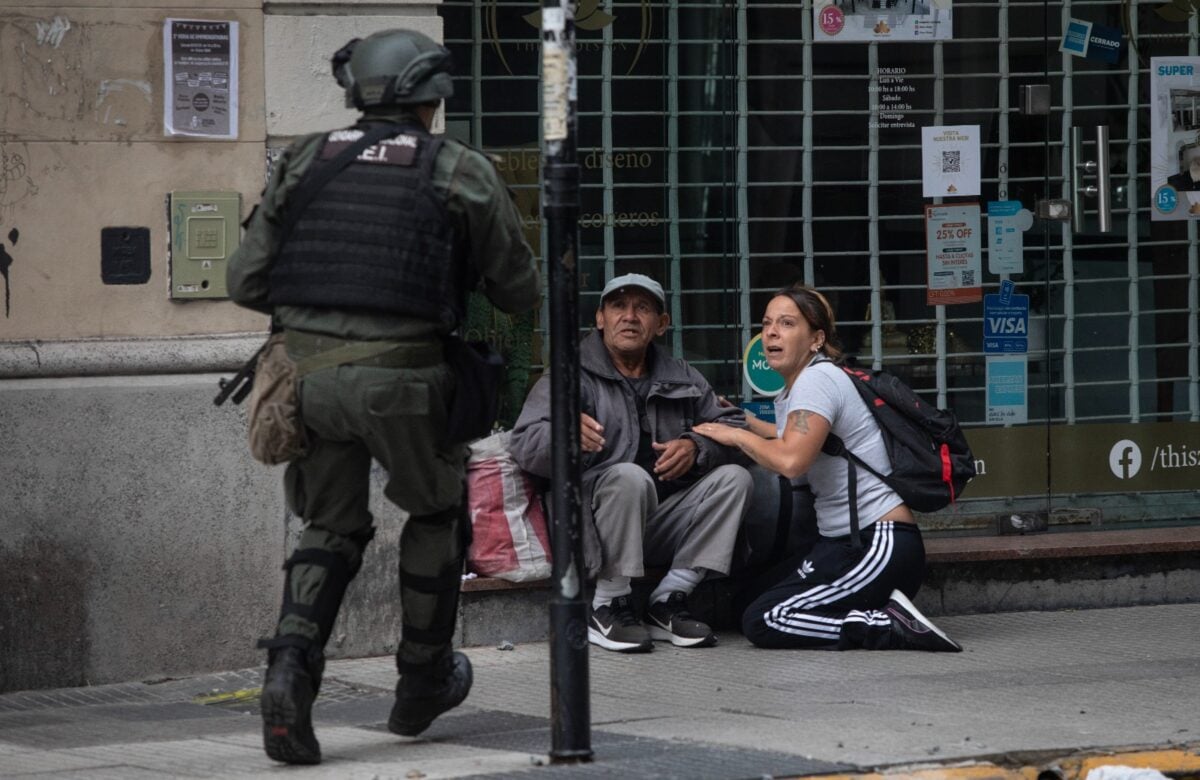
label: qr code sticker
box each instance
[962,269,975,286]
[941,150,961,174]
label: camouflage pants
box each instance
[274,351,469,670]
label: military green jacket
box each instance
[227,109,540,340]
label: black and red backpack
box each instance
[820,363,976,547]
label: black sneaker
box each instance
[885,589,963,652]
[646,592,718,648]
[388,651,473,737]
[260,646,322,765]
[588,595,653,653]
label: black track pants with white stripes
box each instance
[741,520,925,650]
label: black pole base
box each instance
[549,598,592,762]
[549,749,594,765]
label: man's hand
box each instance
[652,438,696,481]
[581,412,605,452]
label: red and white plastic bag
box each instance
[465,431,552,582]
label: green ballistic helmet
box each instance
[331,29,454,109]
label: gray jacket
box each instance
[509,329,747,576]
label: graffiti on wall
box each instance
[0,228,16,318]
[1,139,37,318]
[35,16,71,48]
[11,15,155,132]
[1,140,38,221]
[13,15,82,123]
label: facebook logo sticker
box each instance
[1108,439,1142,479]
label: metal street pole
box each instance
[542,0,592,763]
[542,0,592,765]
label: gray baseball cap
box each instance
[600,273,666,310]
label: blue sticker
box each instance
[983,292,1030,354]
[1061,19,1092,57]
[741,401,776,424]
[1156,185,1179,214]
[986,200,1029,275]
[987,359,1026,406]
[1086,22,1122,64]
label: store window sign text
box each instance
[965,423,1200,498]
[935,226,973,240]
[491,148,655,172]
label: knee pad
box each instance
[276,546,360,647]
[403,504,467,560]
[398,507,467,671]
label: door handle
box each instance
[1071,125,1112,233]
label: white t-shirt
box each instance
[773,359,903,538]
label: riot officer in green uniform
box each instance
[226,28,540,765]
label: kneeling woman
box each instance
[693,285,961,652]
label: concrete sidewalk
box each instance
[1,603,1198,779]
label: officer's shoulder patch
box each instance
[319,129,421,166]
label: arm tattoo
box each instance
[788,410,812,435]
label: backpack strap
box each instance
[822,433,863,550]
[818,359,896,552]
[823,432,905,550]
[847,456,861,550]
[772,475,794,553]
[814,358,866,551]
[823,433,891,485]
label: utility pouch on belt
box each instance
[246,332,308,465]
[444,336,504,444]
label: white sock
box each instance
[650,568,705,604]
[592,576,632,610]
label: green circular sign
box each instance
[743,333,786,397]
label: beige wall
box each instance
[0,2,438,345]
[265,13,443,138]
[1,6,266,340]
[0,1,445,692]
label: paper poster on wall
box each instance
[924,203,982,305]
[163,19,238,139]
[814,0,952,43]
[869,66,917,131]
[1150,57,1200,220]
[921,125,980,197]
[986,354,1028,425]
[986,200,1033,274]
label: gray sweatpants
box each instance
[590,462,752,580]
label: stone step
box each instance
[456,525,1200,649]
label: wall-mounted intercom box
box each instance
[167,191,241,299]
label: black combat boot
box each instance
[387,651,473,737]
[260,643,324,764]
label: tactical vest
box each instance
[268,123,463,328]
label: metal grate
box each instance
[442,0,1200,520]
